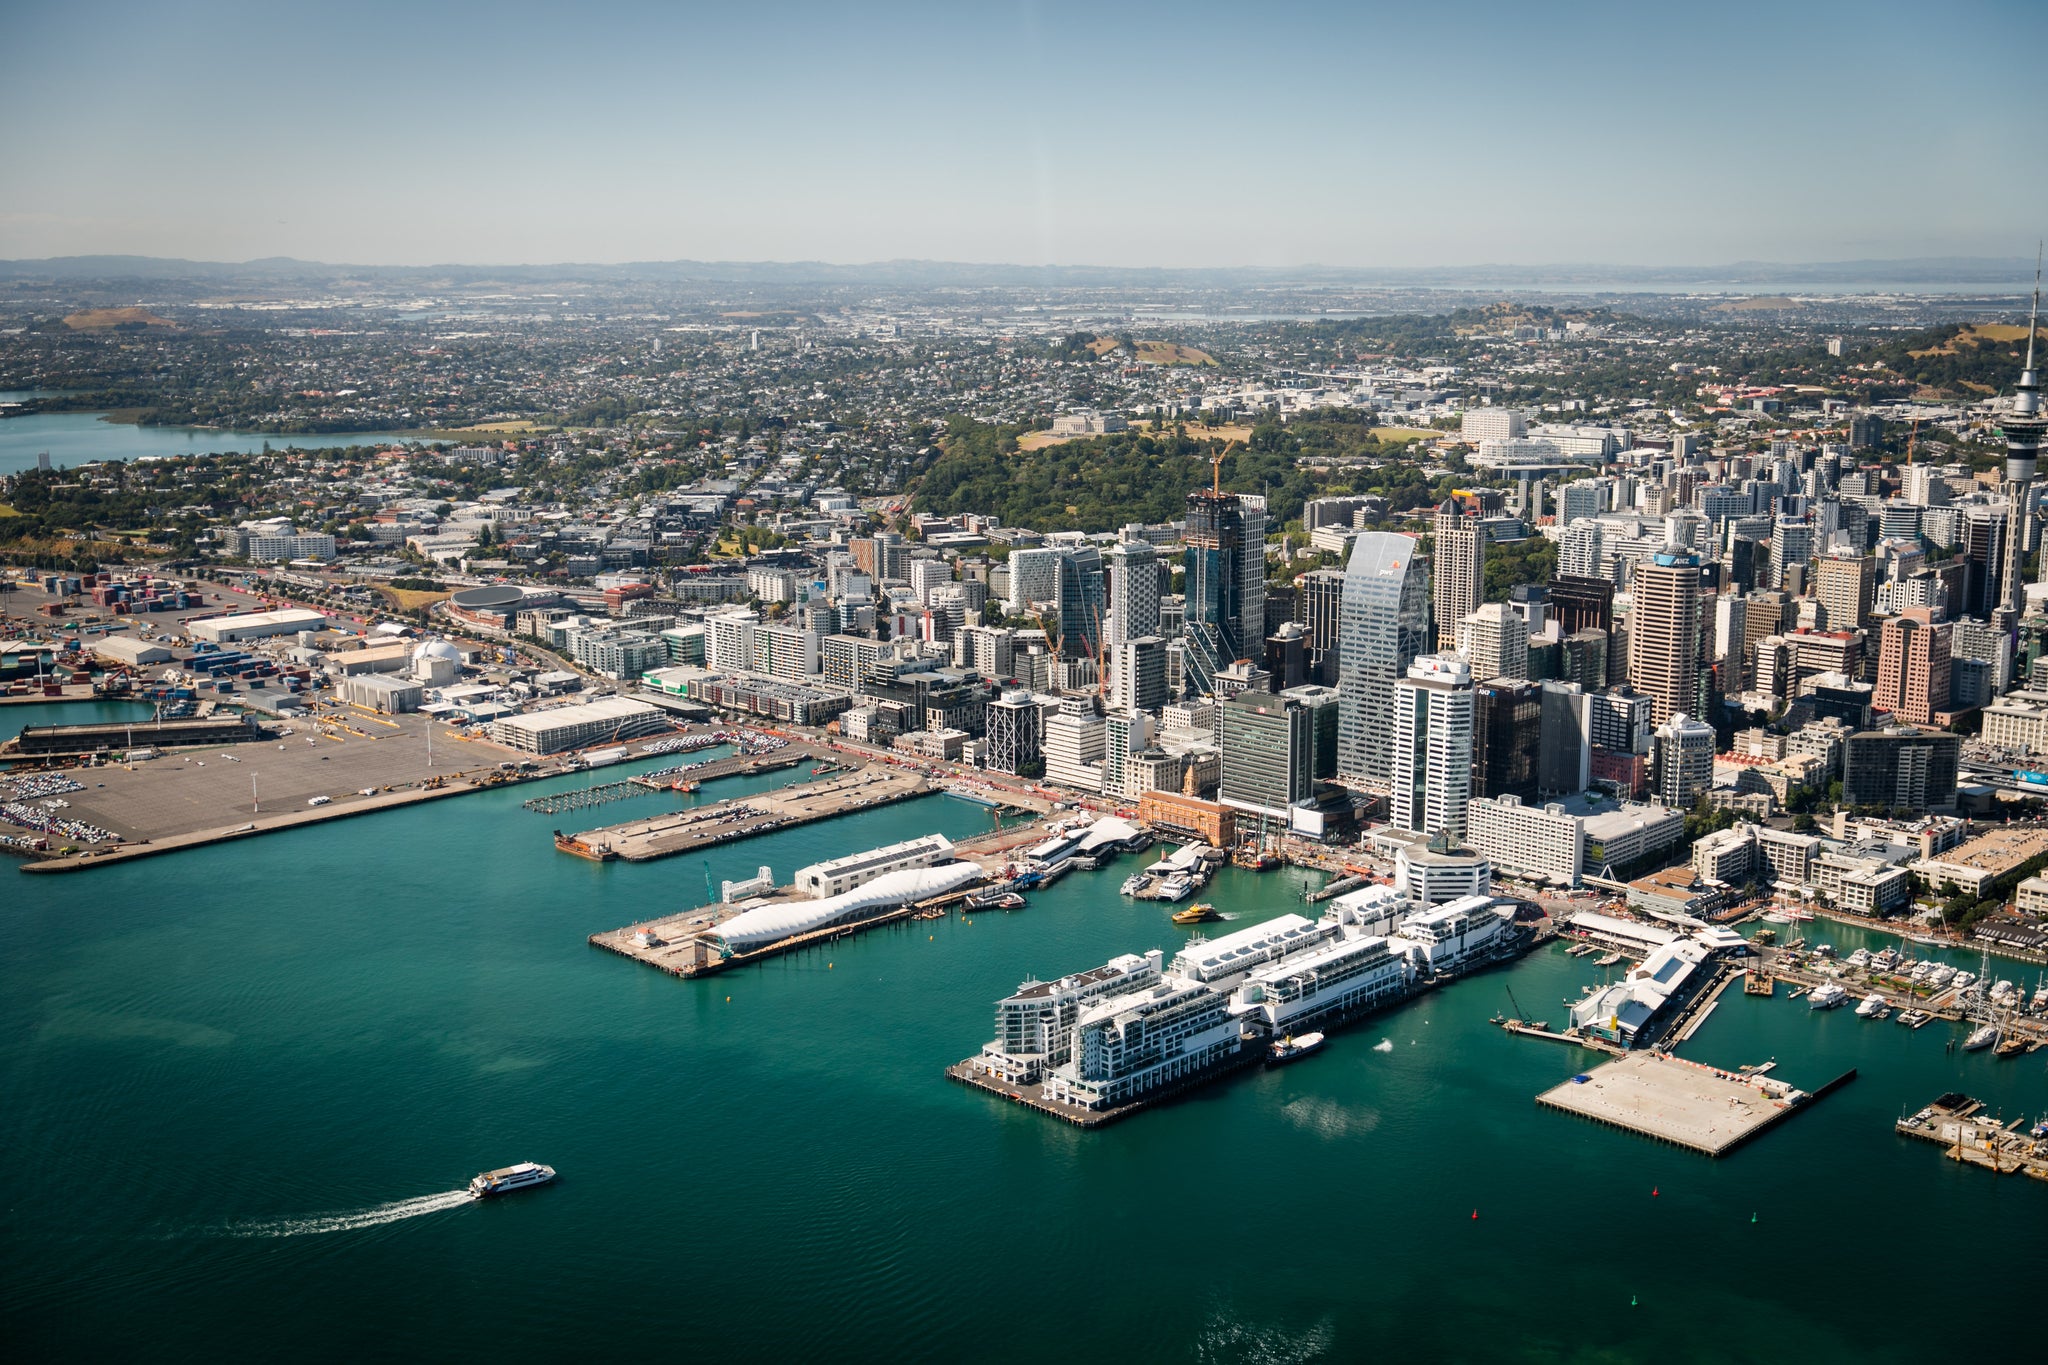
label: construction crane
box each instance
[1905,417,1921,466]
[1209,438,1242,496]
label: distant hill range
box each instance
[0,254,2036,292]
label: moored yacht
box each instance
[1855,991,1887,1018]
[1809,982,1848,1010]
[469,1162,556,1198]
[1963,1023,2000,1051]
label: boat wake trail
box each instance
[228,1189,471,1238]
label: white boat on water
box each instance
[1119,873,1151,897]
[1809,982,1848,1010]
[1873,948,1901,972]
[1761,908,1795,925]
[1267,1031,1326,1066]
[1952,971,1976,992]
[1155,873,1196,902]
[1847,949,1872,969]
[469,1162,556,1198]
[1963,1024,2001,1051]
[1856,991,1887,1019]
[1927,965,1956,989]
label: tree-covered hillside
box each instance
[913,413,1444,532]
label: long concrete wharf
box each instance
[1536,1051,1855,1156]
[587,819,1051,979]
[590,887,956,978]
[627,750,816,790]
[564,765,929,862]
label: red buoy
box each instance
[1471,1210,1478,1219]
[1652,1187,1659,1197]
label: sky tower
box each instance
[1999,261,2044,625]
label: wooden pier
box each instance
[1895,1095,2048,1181]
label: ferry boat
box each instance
[1856,991,1887,1019]
[1171,902,1223,926]
[1267,1031,1325,1067]
[1154,873,1196,902]
[1963,1023,2000,1051]
[1808,982,1848,1010]
[469,1162,556,1198]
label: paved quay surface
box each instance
[1535,1051,1834,1157]
[6,708,522,844]
[570,765,929,862]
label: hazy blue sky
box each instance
[2,0,2042,268]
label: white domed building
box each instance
[412,639,464,686]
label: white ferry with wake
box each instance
[469,1162,557,1198]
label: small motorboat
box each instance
[1267,1032,1326,1066]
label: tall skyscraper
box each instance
[1182,490,1247,697]
[1770,515,1813,589]
[1652,713,1715,809]
[1549,575,1615,634]
[1626,552,1701,726]
[1558,520,1604,581]
[1999,278,2043,621]
[1238,493,1267,660]
[1457,602,1529,681]
[1105,539,1160,647]
[1054,546,1105,662]
[1392,654,1474,839]
[1294,567,1346,681]
[1217,685,1337,821]
[1874,608,1952,727]
[1960,506,2007,620]
[1537,680,1592,796]
[1558,478,1609,525]
[1813,554,1875,633]
[1111,636,1169,713]
[1433,498,1484,652]
[1473,678,1541,801]
[1336,532,1432,786]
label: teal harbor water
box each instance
[1,699,155,743]
[0,393,425,475]
[3,758,2043,1362]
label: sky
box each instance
[2,0,2044,269]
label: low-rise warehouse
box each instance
[341,674,424,714]
[91,636,174,667]
[186,608,330,644]
[490,697,668,754]
[795,833,955,897]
